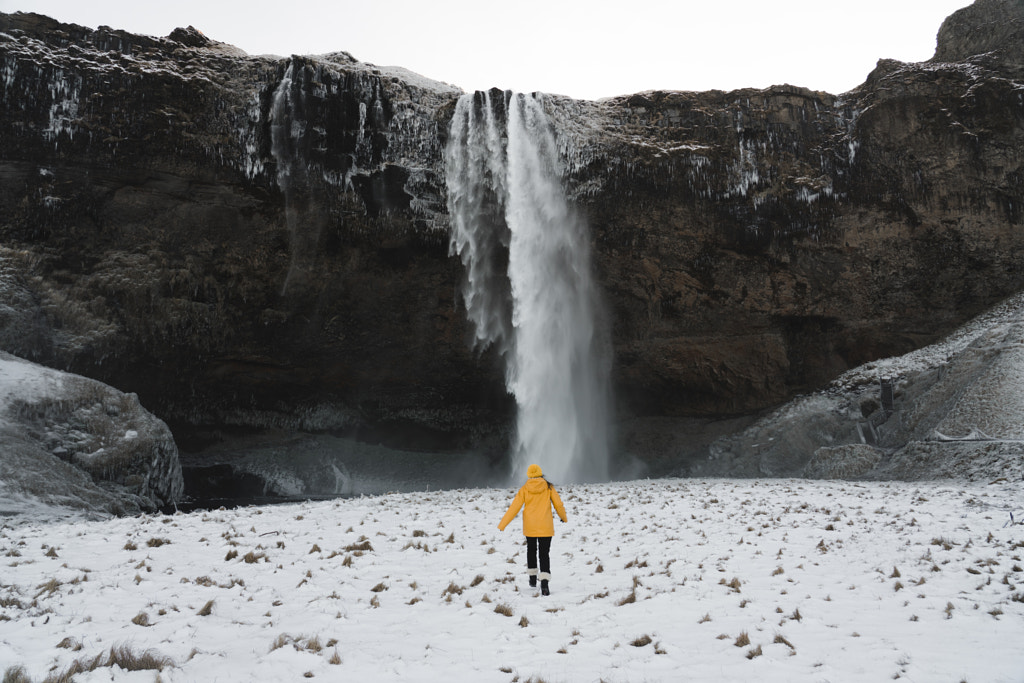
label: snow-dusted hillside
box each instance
[702,291,1024,482]
[2,478,1022,682]
[0,351,183,517]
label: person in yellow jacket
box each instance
[498,463,567,596]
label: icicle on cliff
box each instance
[446,90,612,484]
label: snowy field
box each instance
[2,478,1024,682]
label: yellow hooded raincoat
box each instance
[498,476,567,537]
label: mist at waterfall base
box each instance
[446,90,614,485]
[177,432,505,511]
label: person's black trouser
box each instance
[526,536,552,577]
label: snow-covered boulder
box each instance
[0,351,183,517]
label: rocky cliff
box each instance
[1,1,1022,471]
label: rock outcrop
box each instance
[697,290,1024,483]
[0,350,183,516]
[0,1,1022,469]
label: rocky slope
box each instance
[1,1,1022,470]
[696,289,1024,483]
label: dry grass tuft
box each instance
[698,612,712,623]
[470,574,485,587]
[146,538,170,548]
[242,551,266,564]
[746,644,763,659]
[630,634,653,647]
[493,603,514,617]
[370,582,388,593]
[734,631,750,647]
[774,634,795,650]
[39,644,174,682]
[442,582,465,597]
[309,544,322,554]
[344,538,373,552]
[56,637,82,652]
[197,600,215,617]
[3,666,32,683]
[328,650,342,665]
[123,541,137,551]
[519,615,529,628]
[0,597,25,610]
[131,612,152,627]
[34,579,61,599]
[224,549,238,561]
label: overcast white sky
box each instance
[5,0,971,99]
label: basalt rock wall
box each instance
[1,1,1023,458]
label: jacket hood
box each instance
[525,477,549,494]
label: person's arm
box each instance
[498,488,525,530]
[550,487,567,523]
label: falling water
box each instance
[446,90,612,484]
[270,63,303,296]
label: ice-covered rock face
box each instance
[0,2,1022,472]
[0,351,183,517]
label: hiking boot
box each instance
[529,575,537,588]
[541,580,549,596]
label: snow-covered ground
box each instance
[3,478,1023,682]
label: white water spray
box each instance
[446,91,612,484]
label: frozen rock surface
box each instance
[700,292,1024,482]
[0,2,1022,468]
[0,351,183,517]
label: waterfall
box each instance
[270,62,306,296]
[445,90,612,484]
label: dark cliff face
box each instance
[546,0,1024,418]
[1,1,1022,461]
[0,12,500,452]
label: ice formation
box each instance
[446,91,612,484]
